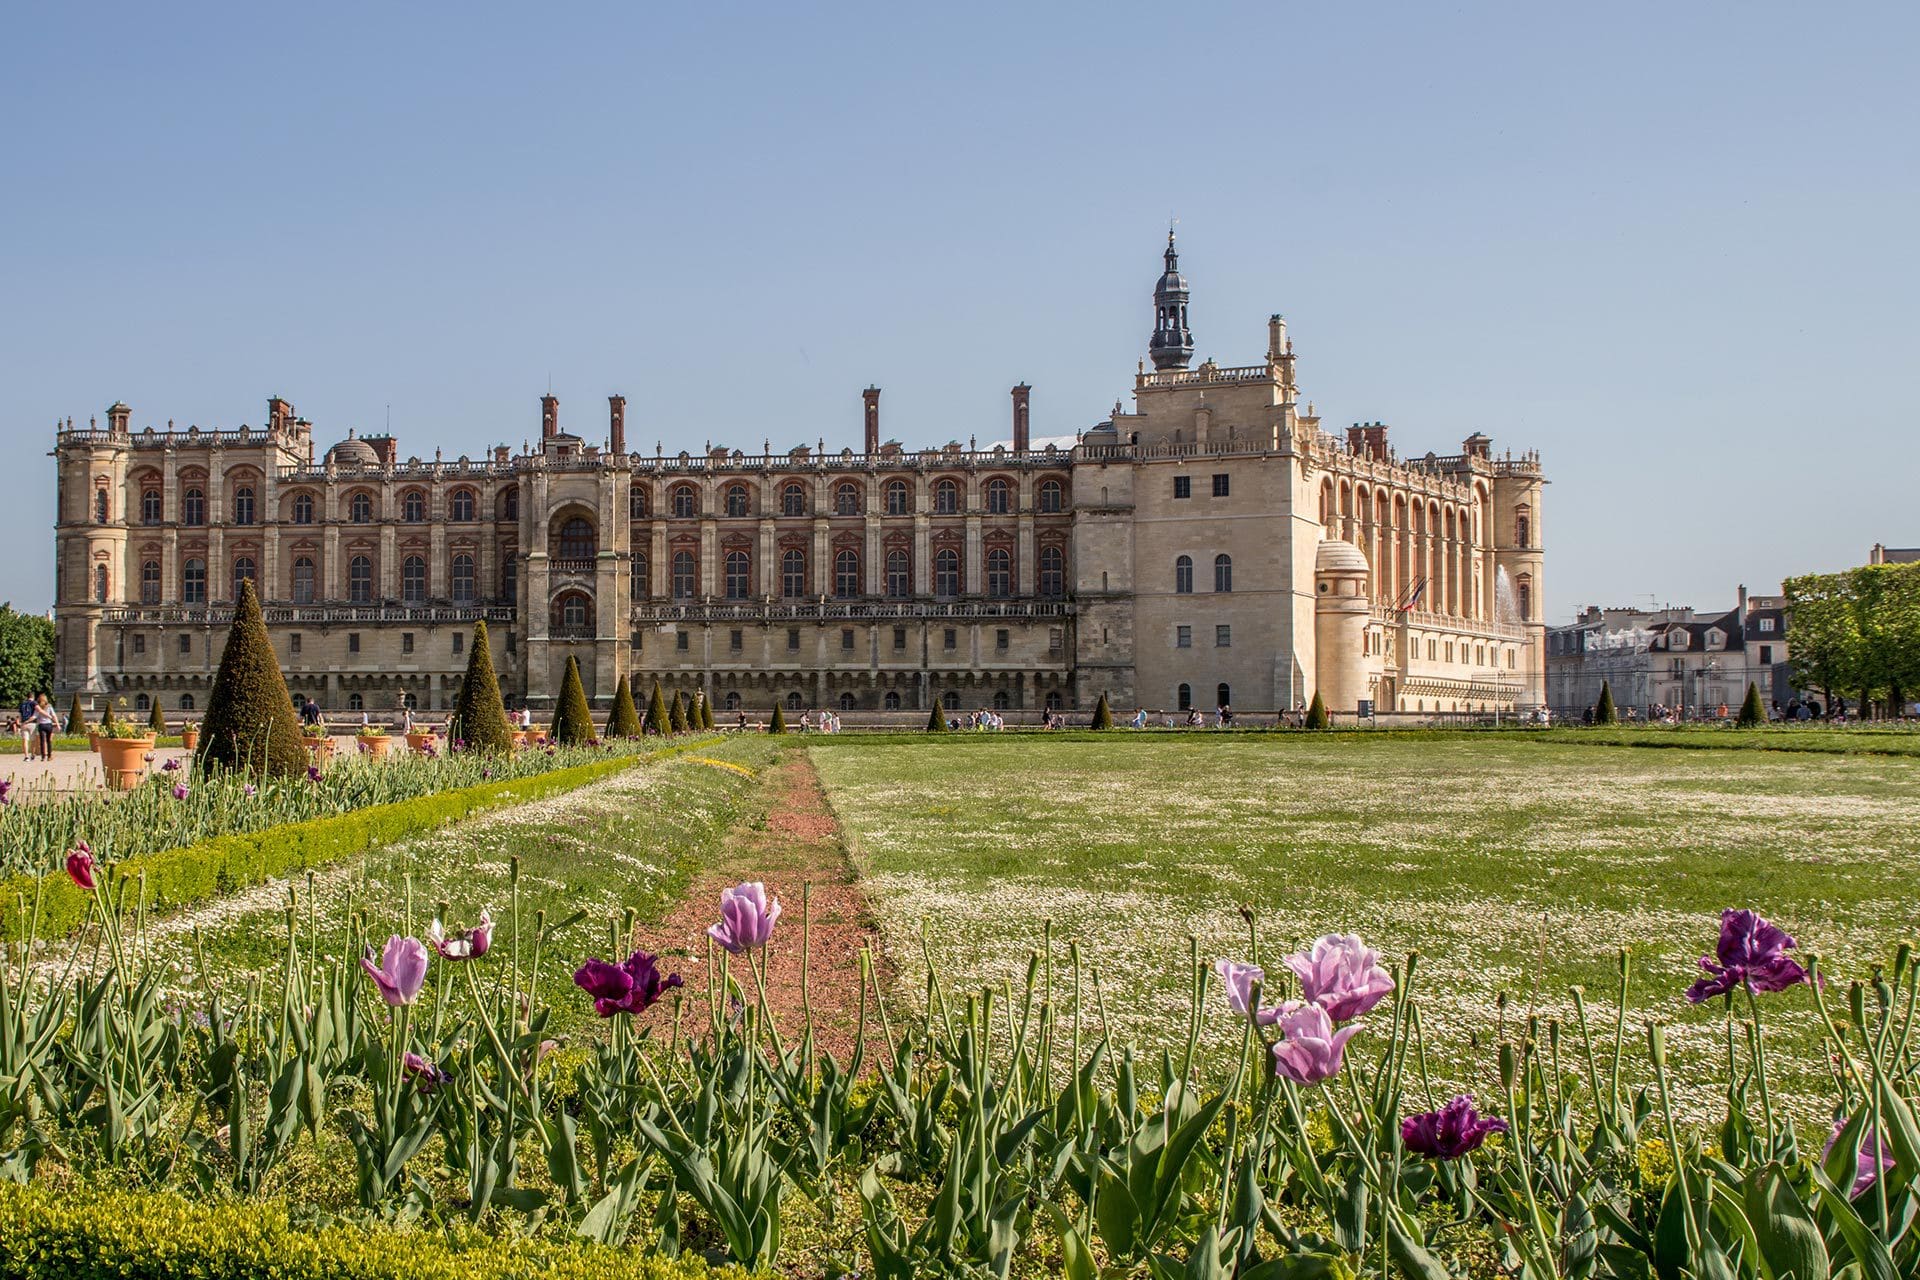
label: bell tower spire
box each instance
[1148,227,1194,371]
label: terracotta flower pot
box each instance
[305,735,335,762]
[87,734,102,753]
[98,736,156,791]
[357,734,392,758]
[511,730,528,748]
[180,727,199,751]
[405,731,436,753]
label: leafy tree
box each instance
[549,656,595,746]
[646,680,671,736]
[196,580,307,778]
[149,700,167,735]
[1595,680,1618,726]
[606,674,643,738]
[769,702,787,734]
[451,620,515,754]
[0,604,55,708]
[1305,691,1330,730]
[1090,692,1113,730]
[669,690,689,733]
[1737,681,1766,728]
[926,702,947,732]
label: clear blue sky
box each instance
[4,2,1914,620]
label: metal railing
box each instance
[631,599,1073,624]
[99,604,516,626]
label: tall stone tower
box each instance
[1148,230,1194,372]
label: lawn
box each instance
[809,731,1920,1120]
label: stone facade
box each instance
[50,237,1546,720]
[1546,588,1790,719]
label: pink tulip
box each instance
[360,935,430,1005]
[1271,1000,1359,1085]
[1283,933,1395,1022]
[65,842,95,890]
[1214,959,1281,1025]
[429,909,493,960]
[707,881,782,954]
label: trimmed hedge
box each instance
[0,752,656,943]
[0,1181,739,1280]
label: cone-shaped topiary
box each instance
[450,621,515,754]
[1595,680,1618,726]
[101,700,119,730]
[700,691,716,730]
[1090,692,1113,730]
[1737,681,1766,728]
[769,702,787,734]
[149,700,167,735]
[926,702,947,732]
[1305,691,1330,730]
[606,674,643,738]
[196,579,308,777]
[646,680,671,736]
[549,656,595,746]
[68,690,85,734]
[669,690,689,733]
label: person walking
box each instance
[17,695,34,760]
[31,693,58,762]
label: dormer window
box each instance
[1705,629,1724,650]
[1669,631,1688,650]
[1759,617,1775,633]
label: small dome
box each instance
[1155,267,1189,298]
[327,437,379,467]
[1315,539,1371,575]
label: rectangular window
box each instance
[730,628,743,652]
[1759,617,1775,632]
[943,627,957,651]
[841,628,855,650]
[132,634,146,655]
[505,632,515,653]
[287,633,300,656]
[401,632,414,655]
[995,628,1009,651]
[676,632,689,651]
[1212,473,1229,497]
[1216,624,1231,647]
[629,631,642,652]
[1173,475,1191,499]
[787,627,800,652]
[1759,644,1773,665]
[348,633,360,654]
[892,625,906,650]
[1176,625,1192,649]
[1048,626,1063,655]
[180,634,191,655]
[453,633,464,655]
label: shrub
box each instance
[926,703,946,732]
[67,690,84,735]
[148,700,167,735]
[1595,680,1618,726]
[1738,681,1766,728]
[100,700,119,731]
[646,681,671,737]
[669,690,689,734]
[196,581,308,779]
[1090,692,1113,730]
[606,675,643,738]
[451,621,515,754]
[700,691,716,730]
[1305,691,1330,730]
[769,702,786,734]
[549,656,595,746]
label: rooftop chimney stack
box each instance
[541,394,558,441]
[1011,383,1031,453]
[862,386,880,455]
[608,395,626,455]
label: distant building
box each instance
[1546,586,1788,718]
[1868,544,1920,565]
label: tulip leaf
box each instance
[1809,1165,1899,1280]
[1742,1164,1827,1280]
[1385,1205,1453,1280]
[1096,1164,1141,1261]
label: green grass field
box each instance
[809,731,1920,1120]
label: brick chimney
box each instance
[608,395,626,455]
[862,386,880,455]
[1012,384,1031,453]
[267,397,294,433]
[541,394,559,441]
[364,435,398,467]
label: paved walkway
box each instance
[0,746,194,798]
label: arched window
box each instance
[182,558,207,604]
[834,548,860,598]
[347,693,363,711]
[787,691,805,711]
[1045,691,1062,711]
[934,547,961,597]
[182,488,205,526]
[291,492,314,524]
[349,492,373,524]
[839,692,856,711]
[782,548,806,598]
[1214,554,1232,593]
[552,591,593,634]
[725,691,741,710]
[724,550,750,599]
[451,553,475,602]
[348,555,373,603]
[985,478,1011,514]
[725,484,750,517]
[180,693,195,711]
[943,691,960,710]
[292,556,315,604]
[557,518,595,560]
[885,479,910,515]
[450,489,476,522]
[630,552,649,599]
[1217,683,1232,709]
[1517,576,1532,620]
[231,556,257,600]
[993,690,1010,710]
[1039,546,1065,598]
[1038,478,1064,513]
[672,550,696,599]
[670,485,698,518]
[93,564,109,602]
[934,478,959,514]
[885,548,910,597]
[1515,507,1531,548]
[1174,555,1193,594]
[884,690,901,710]
[986,547,1012,597]
[141,488,161,524]
[135,693,150,712]
[140,559,160,604]
[781,482,806,517]
[630,486,650,519]
[402,490,426,523]
[231,486,255,526]
[1178,683,1192,712]
[834,482,861,516]
[94,489,109,523]
[401,692,417,710]
[499,487,519,520]
[402,555,427,603]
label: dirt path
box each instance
[634,747,892,1063]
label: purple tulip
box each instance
[573,949,683,1017]
[1686,909,1809,1004]
[1826,1117,1894,1198]
[306,765,323,783]
[480,765,492,780]
[452,737,466,753]
[708,881,782,954]
[0,779,12,806]
[65,841,95,890]
[242,783,257,797]
[1283,933,1395,1023]
[360,935,430,1006]
[1214,959,1281,1025]
[161,757,182,773]
[171,781,190,801]
[402,1051,450,1093]
[430,909,493,960]
[1270,1000,1359,1085]
[1401,1095,1508,1159]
